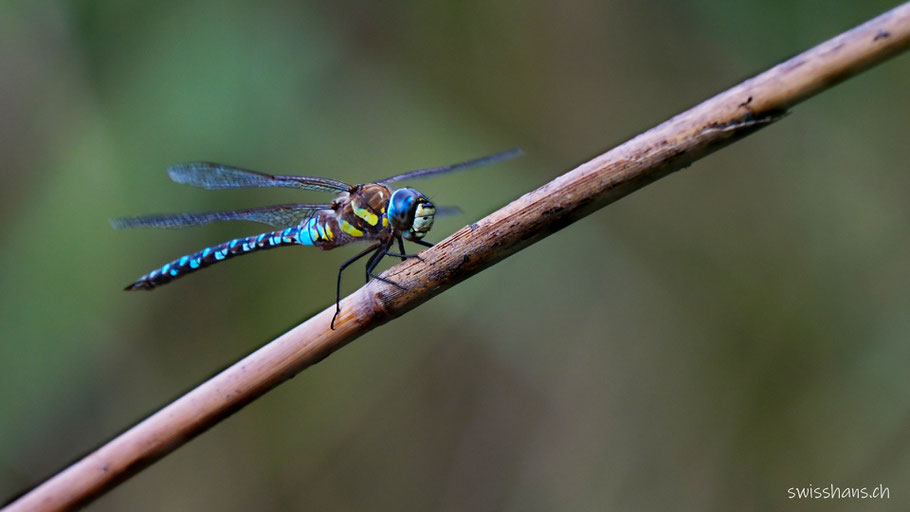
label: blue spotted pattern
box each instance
[125,225,308,290]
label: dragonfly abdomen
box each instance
[125,225,312,290]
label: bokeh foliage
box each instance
[2,1,909,510]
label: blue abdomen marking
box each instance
[125,225,306,290]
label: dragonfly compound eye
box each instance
[388,188,419,232]
[409,201,435,240]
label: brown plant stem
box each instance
[7,3,910,511]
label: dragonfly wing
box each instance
[378,148,523,184]
[168,162,351,192]
[433,205,463,218]
[111,203,329,230]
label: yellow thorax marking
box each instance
[341,220,364,237]
[352,203,379,226]
[324,221,333,239]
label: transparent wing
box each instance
[433,205,463,218]
[168,162,351,192]
[111,203,329,230]
[378,148,523,184]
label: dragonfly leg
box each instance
[384,251,423,260]
[397,237,408,262]
[369,274,406,290]
[332,243,380,330]
[383,234,423,261]
[365,238,407,290]
[363,243,387,283]
[412,239,434,249]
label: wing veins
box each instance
[378,148,523,184]
[111,203,329,230]
[168,162,351,192]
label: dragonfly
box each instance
[112,148,523,328]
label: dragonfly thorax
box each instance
[388,188,435,241]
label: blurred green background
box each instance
[3,1,910,510]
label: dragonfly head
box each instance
[388,188,435,241]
